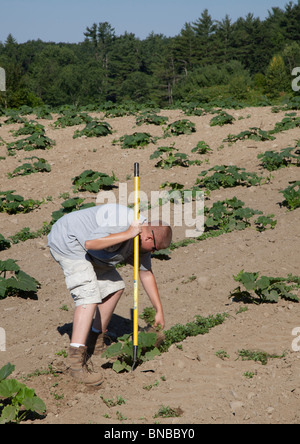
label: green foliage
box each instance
[204,197,262,233]
[165,119,196,136]
[103,313,228,372]
[54,110,92,128]
[114,132,155,149]
[196,165,265,190]
[11,120,45,136]
[224,127,276,143]
[6,133,55,154]
[72,170,117,193]
[237,349,284,365]
[4,111,26,125]
[269,113,300,134]
[210,111,235,127]
[2,2,300,108]
[103,332,161,373]
[0,259,40,299]
[136,112,168,126]
[154,405,182,419]
[230,270,300,304]
[280,181,300,210]
[139,306,156,326]
[191,141,212,154]
[73,120,112,138]
[0,234,11,251]
[0,363,46,423]
[264,55,290,98]
[8,156,51,177]
[0,191,43,214]
[9,227,43,244]
[160,313,228,353]
[50,197,96,226]
[254,215,277,232]
[150,145,202,169]
[258,147,300,171]
[224,115,300,145]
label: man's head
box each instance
[139,221,172,253]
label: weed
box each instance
[243,371,256,379]
[154,405,183,419]
[103,313,228,372]
[216,350,230,360]
[237,349,284,365]
[100,395,126,408]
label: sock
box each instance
[92,326,101,334]
[70,343,85,348]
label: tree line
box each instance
[0,1,300,109]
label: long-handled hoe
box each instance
[132,162,139,371]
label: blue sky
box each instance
[0,0,295,44]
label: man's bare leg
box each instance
[92,289,124,334]
[71,303,97,345]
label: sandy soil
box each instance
[0,106,299,425]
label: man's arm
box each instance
[139,269,165,329]
[84,221,141,251]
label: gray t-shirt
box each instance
[47,204,151,271]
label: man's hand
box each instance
[127,220,142,239]
[154,310,165,330]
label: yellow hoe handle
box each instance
[132,162,139,369]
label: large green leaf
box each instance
[0,363,15,381]
[0,379,21,398]
[0,405,18,424]
[23,395,46,415]
[0,259,20,273]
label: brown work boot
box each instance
[68,345,104,386]
[86,331,112,356]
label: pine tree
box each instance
[192,10,217,64]
[264,55,289,97]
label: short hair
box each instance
[149,220,172,250]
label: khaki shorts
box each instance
[50,248,125,307]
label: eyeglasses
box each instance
[152,230,158,251]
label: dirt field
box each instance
[0,105,299,424]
